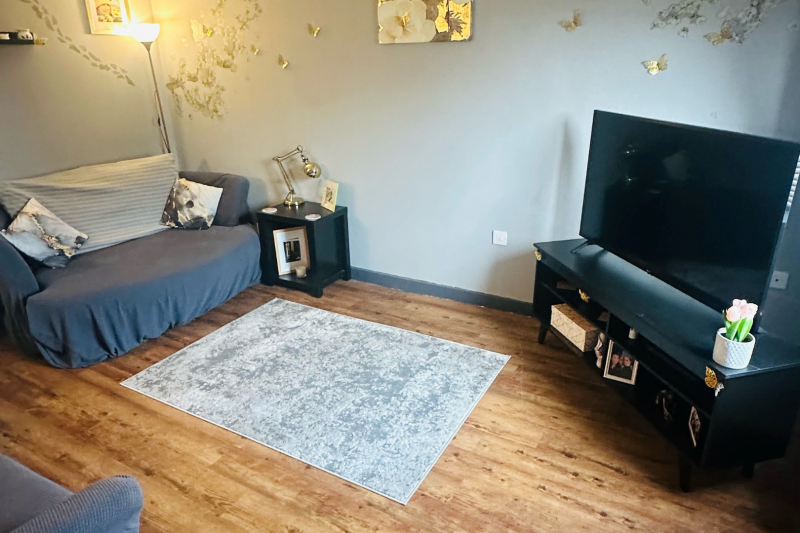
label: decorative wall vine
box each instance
[649,0,785,45]
[18,0,135,86]
[166,0,263,119]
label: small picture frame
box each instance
[688,406,701,447]
[603,340,639,385]
[594,332,607,369]
[320,180,339,211]
[273,227,310,275]
[85,0,129,34]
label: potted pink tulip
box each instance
[712,299,758,369]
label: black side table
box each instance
[256,202,351,298]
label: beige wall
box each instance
[3,0,799,304]
[149,0,800,303]
[0,0,166,180]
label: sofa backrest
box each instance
[0,154,179,255]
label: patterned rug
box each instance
[122,298,509,504]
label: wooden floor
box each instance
[1,281,798,532]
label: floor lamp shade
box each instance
[130,23,171,153]
[129,23,160,43]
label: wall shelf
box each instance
[0,31,44,46]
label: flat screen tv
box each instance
[580,111,800,314]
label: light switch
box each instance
[492,230,508,246]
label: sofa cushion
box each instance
[0,455,72,533]
[2,198,88,268]
[178,171,250,226]
[0,154,178,255]
[161,178,223,230]
[27,225,261,368]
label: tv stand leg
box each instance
[679,455,692,492]
[570,240,591,254]
[537,325,548,344]
[742,462,755,479]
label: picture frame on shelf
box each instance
[85,0,129,34]
[603,340,639,385]
[273,227,310,275]
[689,406,701,447]
[320,180,339,212]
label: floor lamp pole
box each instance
[143,41,171,154]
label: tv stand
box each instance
[569,239,592,254]
[533,239,800,491]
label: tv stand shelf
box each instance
[533,239,800,491]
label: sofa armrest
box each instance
[12,476,144,533]
[0,236,40,355]
[179,171,251,226]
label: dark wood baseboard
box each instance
[351,267,531,316]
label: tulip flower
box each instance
[723,300,757,342]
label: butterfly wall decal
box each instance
[705,23,733,45]
[642,54,668,75]
[190,19,214,42]
[558,10,582,32]
[704,367,718,389]
[278,55,289,69]
[308,23,321,37]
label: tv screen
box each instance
[580,111,800,312]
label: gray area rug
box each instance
[122,299,509,504]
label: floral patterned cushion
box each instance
[161,178,223,230]
[0,198,88,268]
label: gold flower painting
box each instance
[378,0,472,44]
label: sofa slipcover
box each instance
[0,171,260,368]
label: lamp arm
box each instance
[273,146,305,195]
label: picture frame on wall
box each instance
[85,0,129,34]
[273,227,310,275]
[603,340,639,385]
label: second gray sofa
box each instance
[0,455,143,533]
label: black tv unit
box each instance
[533,239,800,491]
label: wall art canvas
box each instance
[85,0,129,34]
[378,0,472,44]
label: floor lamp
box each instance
[129,23,171,154]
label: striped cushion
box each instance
[0,154,178,254]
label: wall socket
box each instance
[492,230,508,246]
[770,271,789,290]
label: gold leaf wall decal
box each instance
[17,0,134,86]
[651,0,781,44]
[278,55,289,69]
[166,0,263,119]
[308,23,321,37]
[558,10,582,32]
[642,54,668,75]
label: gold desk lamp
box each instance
[273,146,322,206]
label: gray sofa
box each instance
[0,455,143,533]
[0,171,261,368]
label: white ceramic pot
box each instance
[712,327,755,369]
